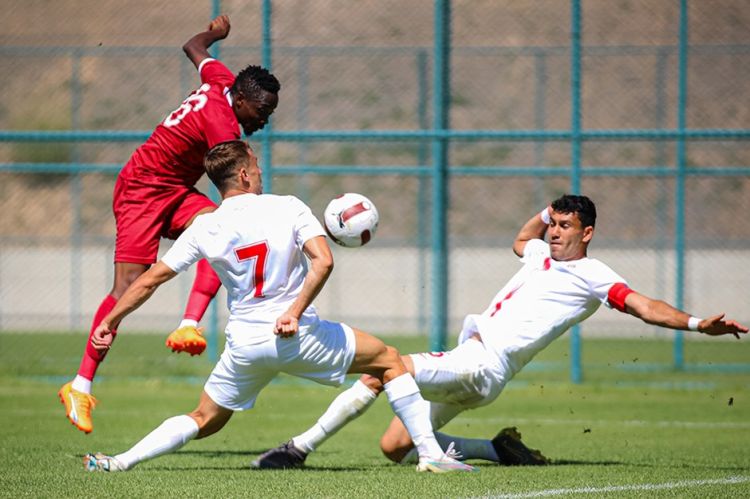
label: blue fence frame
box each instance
[2,0,749,381]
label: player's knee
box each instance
[188,409,230,440]
[359,374,384,394]
[382,345,402,367]
[111,267,147,297]
[380,433,413,463]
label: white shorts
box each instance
[410,338,506,429]
[204,319,356,411]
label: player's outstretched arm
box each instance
[623,291,748,339]
[513,205,551,257]
[182,14,231,69]
[91,262,179,351]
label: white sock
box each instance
[293,380,378,453]
[114,415,199,470]
[179,319,199,329]
[71,375,92,394]
[383,374,443,460]
[435,431,498,461]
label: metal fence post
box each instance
[533,50,548,207]
[206,0,223,361]
[674,0,689,370]
[417,49,429,337]
[429,0,451,352]
[654,48,669,312]
[296,49,310,187]
[569,0,583,384]
[70,48,83,331]
[260,0,273,194]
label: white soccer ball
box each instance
[323,193,379,248]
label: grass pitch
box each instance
[1,333,748,498]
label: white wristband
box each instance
[687,316,702,332]
[539,207,551,225]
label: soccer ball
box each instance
[323,193,379,248]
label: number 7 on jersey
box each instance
[234,241,269,298]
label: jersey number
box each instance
[234,241,269,298]
[163,83,211,127]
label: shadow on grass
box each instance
[148,464,373,472]
[546,460,750,472]
[159,450,373,472]
[176,450,266,457]
[174,451,632,469]
[546,459,627,466]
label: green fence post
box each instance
[429,0,451,352]
[569,0,583,384]
[296,49,310,198]
[70,48,83,331]
[417,49,429,337]
[674,0,689,370]
[654,48,669,310]
[206,0,223,361]
[533,50,548,207]
[260,0,273,194]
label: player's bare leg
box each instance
[378,409,475,473]
[379,404,468,465]
[263,353,415,458]
[86,391,233,472]
[167,206,219,355]
[254,331,476,472]
[252,374,382,469]
[253,354,415,468]
[60,262,148,433]
[400,426,550,465]
[380,414,417,463]
[384,415,549,465]
[348,331,465,469]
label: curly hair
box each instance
[551,194,597,228]
[231,65,280,100]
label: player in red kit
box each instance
[58,15,281,434]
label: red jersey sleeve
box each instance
[200,58,236,87]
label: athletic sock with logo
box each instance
[383,373,443,460]
[114,415,199,470]
[292,379,378,453]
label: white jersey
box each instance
[460,238,627,379]
[162,193,326,345]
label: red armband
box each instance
[607,283,634,312]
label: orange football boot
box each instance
[58,382,97,433]
[165,326,207,356]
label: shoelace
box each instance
[444,441,464,461]
[74,391,97,410]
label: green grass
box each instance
[1,333,749,498]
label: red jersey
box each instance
[122,59,240,186]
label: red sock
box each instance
[77,294,118,380]
[183,259,221,322]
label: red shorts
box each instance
[113,173,216,264]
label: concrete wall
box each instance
[1,244,747,339]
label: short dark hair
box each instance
[204,140,251,192]
[231,65,280,100]
[551,194,597,228]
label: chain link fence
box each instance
[1,1,748,372]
